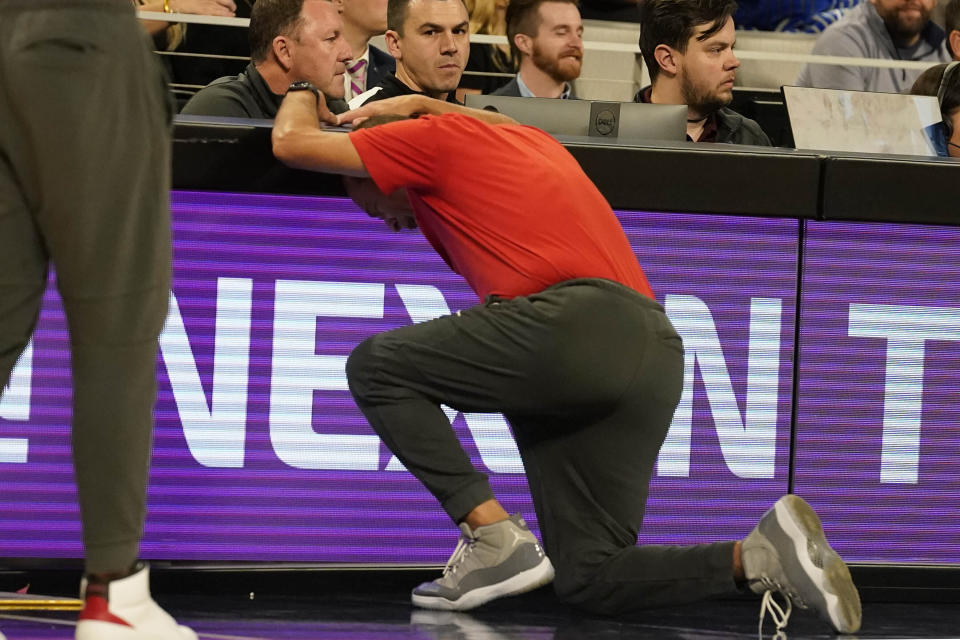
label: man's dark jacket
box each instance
[366,45,396,92]
[360,73,462,105]
[712,107,772,146]
[634,85,771,146]
[491,77,522,97]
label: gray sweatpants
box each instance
[346,278,739,614]
[0,0,172,573]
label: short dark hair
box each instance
[639,0,738,83]
[249,0,308,63]
[388,0,468,35]
[386,0,409,35]
[946,0,960,58]
[911,62,960,139]
[505,0,580,62]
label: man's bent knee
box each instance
[345,335,383,402]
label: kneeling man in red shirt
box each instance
[271,86,860,635]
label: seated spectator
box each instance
[910,61,960,157]
[342,0,397,102]
[351,0,469,106]
[947,0,960,60]
[796,0,950,93]
[458,0,513,96]
[636,0,771,145]
[493,0,583,98]
[181,0,352,118]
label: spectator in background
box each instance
[796,0,950,93]
[493,0,583,97]
[911,61,960,156]
[458,0,513,97]
[351,0,469,106]
[341,0,397,102]
[636,0,772,145]
[947,0,960,59]
[181,0,352,118]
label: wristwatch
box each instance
[287,81,320,103]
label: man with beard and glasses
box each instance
[797,0,950,93]
[493,0,584,98]
[636,0,771,145]
[350,0,469,107]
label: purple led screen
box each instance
[794,221,960,564]
[0,191,797,564]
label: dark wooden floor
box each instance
[1,566,959,639]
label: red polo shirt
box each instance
[349,113,653,300]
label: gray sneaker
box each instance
[743,495,862,635]
[411,514,555,611]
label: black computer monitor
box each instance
[730,87,793,148]
[464,94,687,141]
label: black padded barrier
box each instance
[172,117,959,225]
[821,154,960,225]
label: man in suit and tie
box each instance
[493,0,583,98]
[341,0,398,102]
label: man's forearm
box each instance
[272,91,367,176]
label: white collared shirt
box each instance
[343,45,372,101]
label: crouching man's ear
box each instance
[343,176,416,230]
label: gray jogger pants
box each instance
[0,0,172,573]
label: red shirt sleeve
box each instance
[348,117,439,195]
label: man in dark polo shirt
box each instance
[270,88,860,635]
[181,0,352,118]
[636,0,770,146]
[349,0,468,107]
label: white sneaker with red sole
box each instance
[75,564,196,640]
